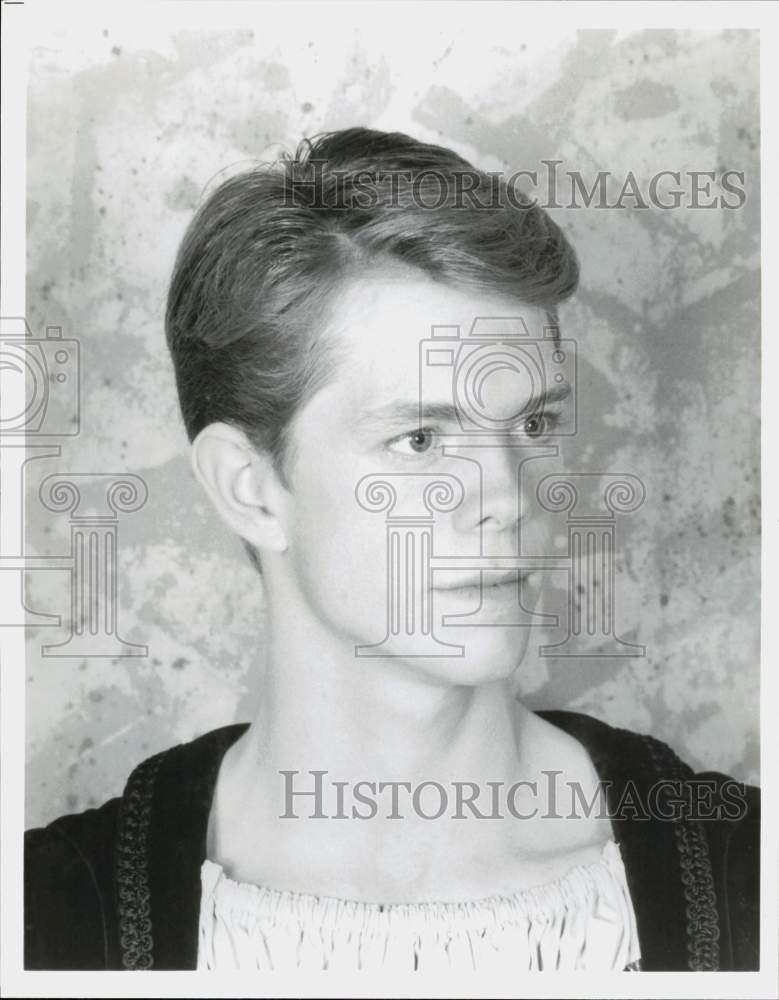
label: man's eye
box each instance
[520,411,560,438]
[522,414,547,437]
[388,428,439,455]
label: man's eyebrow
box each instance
[357,383,572,427]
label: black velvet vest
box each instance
[24,710,760,971]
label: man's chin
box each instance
[370,629,531,688]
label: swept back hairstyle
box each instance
[165,128,579,567]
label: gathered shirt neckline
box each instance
[197,839,642,971]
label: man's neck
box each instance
[246,601,528,788]
[206,584,607,901]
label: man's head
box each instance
[165,127,578,682]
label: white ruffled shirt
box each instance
[197,840,641,971]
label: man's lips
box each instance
[433,568,536,591]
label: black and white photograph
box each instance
[1,2,775,997]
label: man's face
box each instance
[275,268,567,686]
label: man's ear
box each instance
[190,422,289,554]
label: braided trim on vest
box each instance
[115,749,167,970]
[641,733,721,971]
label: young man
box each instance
[25,128,758,972]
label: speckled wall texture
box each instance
[24,23,760,827]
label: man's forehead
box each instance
[298,278,566,431]
[322,275,555,355]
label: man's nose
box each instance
[448,444,521,538]
[448,440,557,552]
[479,447,522,535]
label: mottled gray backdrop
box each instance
[24,23,759,826]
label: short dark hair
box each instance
[165,127,579,479]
